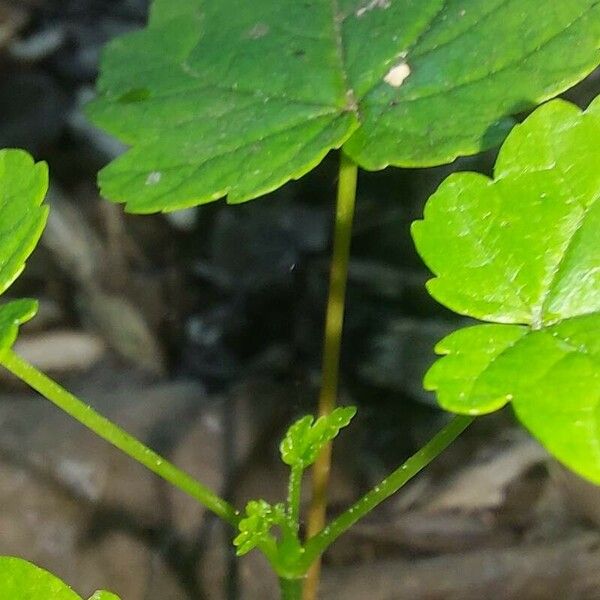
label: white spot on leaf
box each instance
[146,171,162,185]
[384,62,411,87]
[356,0,391,17]
[247,23,270,39]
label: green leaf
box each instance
[0,149,48,294]
[0,556,121,600]
[0,149,48,355]
[412,97,600,483]
[0,299,38,358]
[280,406,357,468]
[233,500,286,556]
[88,0,600,213]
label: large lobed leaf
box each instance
[88,0,600,213]
[412,97,600,483]
[0,149,48,356]
[0,556,120,600]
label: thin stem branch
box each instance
[304,152,358,600]
[1,349,240,527]
[287,465,304,531]
[301,415,474,568]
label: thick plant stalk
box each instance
[0,349,240,527]
[304,152,358,600]
[280,578,303,600]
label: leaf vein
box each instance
[538,198,597,324]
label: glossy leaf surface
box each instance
[0,557,120,600]
[413,98,600,483]
[0,149,48,294]
[89,0,600,212]
[0,149,48,355]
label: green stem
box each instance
[304,152,358,600]
[280,578,303,600]
[287,465,304,531]
[301,415,474,569]
[1,349,240,527]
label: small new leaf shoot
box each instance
[233,499,286,556]
[280,406,357,469]
[413,96,600,484]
